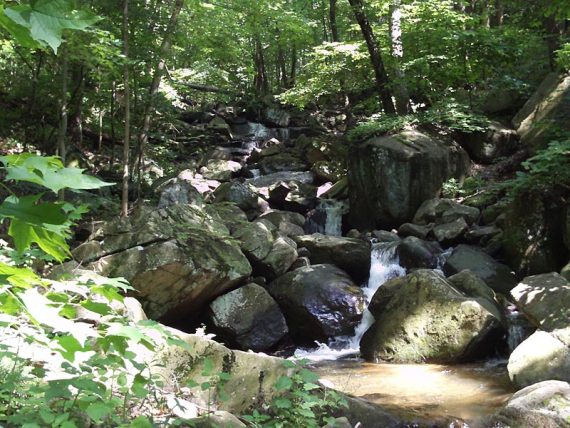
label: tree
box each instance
[121,0,130,218]
[389,0,410,113]
[348,0,396,113]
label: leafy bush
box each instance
[557,43,570,71]
[243,360,347,428]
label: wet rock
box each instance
[489,380,570,427]
[156,177,205,208]
[293,234,371,283]
[396,236,443,270]
[185,411,246,428]
[447,270,504,322]
[414,198,480,226]
[443,245,517,294]
[247,171,315,189]
[263,107,290,127]
[348,130,470,230]
[267,264,366,342]
[510,273,570,331]
[290,256,310,270]
[311,160,345,183]
[72,205,251,322]
[320,177,349,199]
[268,181,317,213]
[433,217,469,245]
[341,396,401,428]
[562,262,570,282]
[208,283,288,352]
[508,328,570,387]
[212,182,268,220]
[204,202,249,234]
[258,153,308,175]
[372,230,401,242]
[398,223,431,240]
[361,270,503,363]
[465,225,502,246]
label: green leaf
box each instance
[54,335,84,362]
[275,376,293,391]
[81,300,112,316]
[201,381,211,391]
[86,401,113,422]
[129,416,153,428]
[273,397,292,409]
[4,0,100,53]
[0,4,41,48]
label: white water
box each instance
[305,199,349,237]
[506,304,531,353]
[294,242,406,361]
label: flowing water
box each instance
[305,199,349,237]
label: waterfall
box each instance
[294,242,406,361]
[506,304,531,353]
[305,199,349,236]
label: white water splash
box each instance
[294,242,406,361]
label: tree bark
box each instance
[348,0,396,114]
[253,36,269,94]
[389,0,410,114]
[136,0,184,200]
[330,0,339,42]
[121,0,131,218]
[290,47,297,87]
[57,44,69,201]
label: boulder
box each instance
[293,234,371,283]
[447,270,504,321]
[267,264,366,342]
[348,130,470,230]
[72,205,252,322]
[510,273,570,331]
[361,270,504,363]
[372,230,401,242]
[268,181,317,214]
[396,236,443,270]
[454,122,520,164]
[208,283,288,352]
[464,225,502,246]
[508,328,570,388]
[443,244,517,294]
[258,153,308,175]
[200,159,242,181]
[489,381,570,428]
[212,182,268,220]
[502,189,569,275]
[398,223,432,240]
[513,72,570,150]
[433,217,469,245]
[256,211,305,238]
[413,198,480,225]
[263,107,290,127]
[562,262,570,282]
[204,203,249,234]
[156,177,205,209]
[185,411,245,428]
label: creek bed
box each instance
[313,359,515,423]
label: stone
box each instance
[447,270,504,321]
[267,264,366,342]
[156,178,205,209]
[454,121,520,164]
[510,273,570,331]
[290,256,310,270]
[204,203,249,234]
[268,181,317,214]
[513,72,570,150]
[247,171,315,189]
[443,244,517,294]
[372,230,401,242]
[508,328,570,388]
[311,160,345,183]
[347,130,470,230]
[396,236,443,270]
[72,205,252,322]
[320,177,349,199]
[208,283,288,352]
[341,396,401,428]
[322,417,352,428]
[212,182,268,220]
[562,262,570,282]
[361,270,504,363]
[256,210,306,237]
[200,159,242,181]
[263,107,290,127]
[489,380,570,428]
[433,217,469,245]
[464,225,502,246]
[398,223,431,239]
[502,189,569,275]
[185,411,246,428]
[293,234,371,283]
[258,153,308,175]
[413,198,480,225]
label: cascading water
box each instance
[505,304,532,353]
[294,241,406,361]
[305,199,348,236]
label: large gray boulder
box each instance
[293,234,371,283]
[257,210,305,237]
[443,244,517,294]
[510,273,570,331]
[267,264,366,342]
[454,121,520,164]
[396,236,443,270]
[72,205,252,322]
[513,72,570,150]
[413,198,480,225]
[347,130,470,230]
[268,180,317,213]
[488,380,570,428]
[361,270,503,363]
[212,181,268,220]
[208,283,288,352]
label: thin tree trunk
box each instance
[24,51,44,149]
[289,47,297,88]
[277,46,288,88]
[57,44,69,201]
[121,0,131,218]
[490,0,504,27]
[348,0,396,114]
[253,36,269,94]
[110,80,116,169]
[136,0,184,200]
[389,0,410,114]
[70,63,85,146]
[330,0,339,42]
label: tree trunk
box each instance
[70,63,85,146]
[389,0,410,114]
[136,0,184,200]
[330,0,339,42]
[253,36,269,94]
[490,0,504,27]
[290,47,297,87]
[121,0,131,218]
[348,0,396,114]
[57,45,69,201]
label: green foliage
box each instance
[243,360,347,428]
[557,43,570,71]
[347,101,490,142]
[503,139,570,198]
